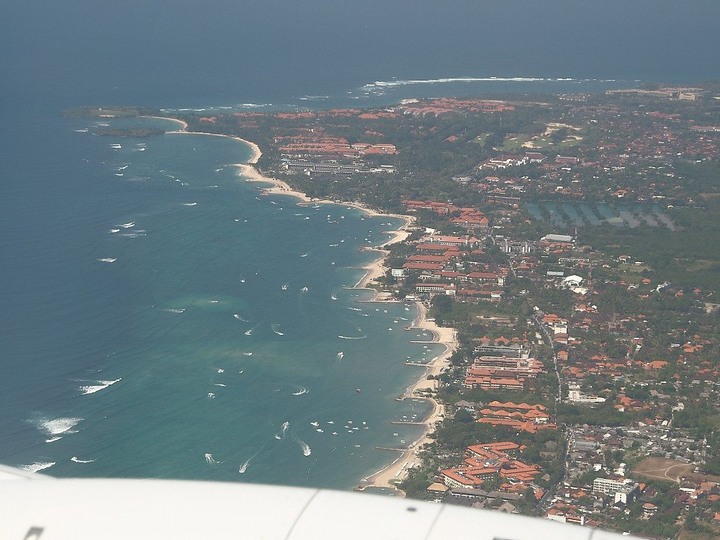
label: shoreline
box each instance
[143,115,263,164]
[355,302,456,496]
[159,117,455,495]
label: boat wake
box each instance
[274,421,290,440]
[337,335,367,340]
[204,453,216,465]
[297,439,312,457]
[292,387,308,396]
[271,324,284,336]
[239,456,253,474]
[71,456,96,464]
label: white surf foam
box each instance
[34,416,82,436]
[79,378,121,395]
[20,462,55,473]
[298,439,311,457]
[361,76,585,91]
[71,456,96,464]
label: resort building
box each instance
[440,441,541,490]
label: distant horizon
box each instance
[3,0,720,111]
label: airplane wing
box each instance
[0,464,638,540]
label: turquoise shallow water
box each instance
[3,0,719,491]
[1,115,437,489]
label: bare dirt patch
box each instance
[634,458,694,482]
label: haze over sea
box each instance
[1,0,719,488]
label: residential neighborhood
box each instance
[180,82,720,539]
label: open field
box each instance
[634,458,720,484]
[634,458,695,483]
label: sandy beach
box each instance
[356,302,456,496]
[162,121,455,494]
[233,158,453,496]
[147,115,263,164]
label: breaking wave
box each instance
[78,378,121,395]
[20,462,55,473]
[361,76,601,90]
[32,416,82,437]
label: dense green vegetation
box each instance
[581,198,720,291]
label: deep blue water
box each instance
[1,0,718,486]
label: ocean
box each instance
[1,0,719,489]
